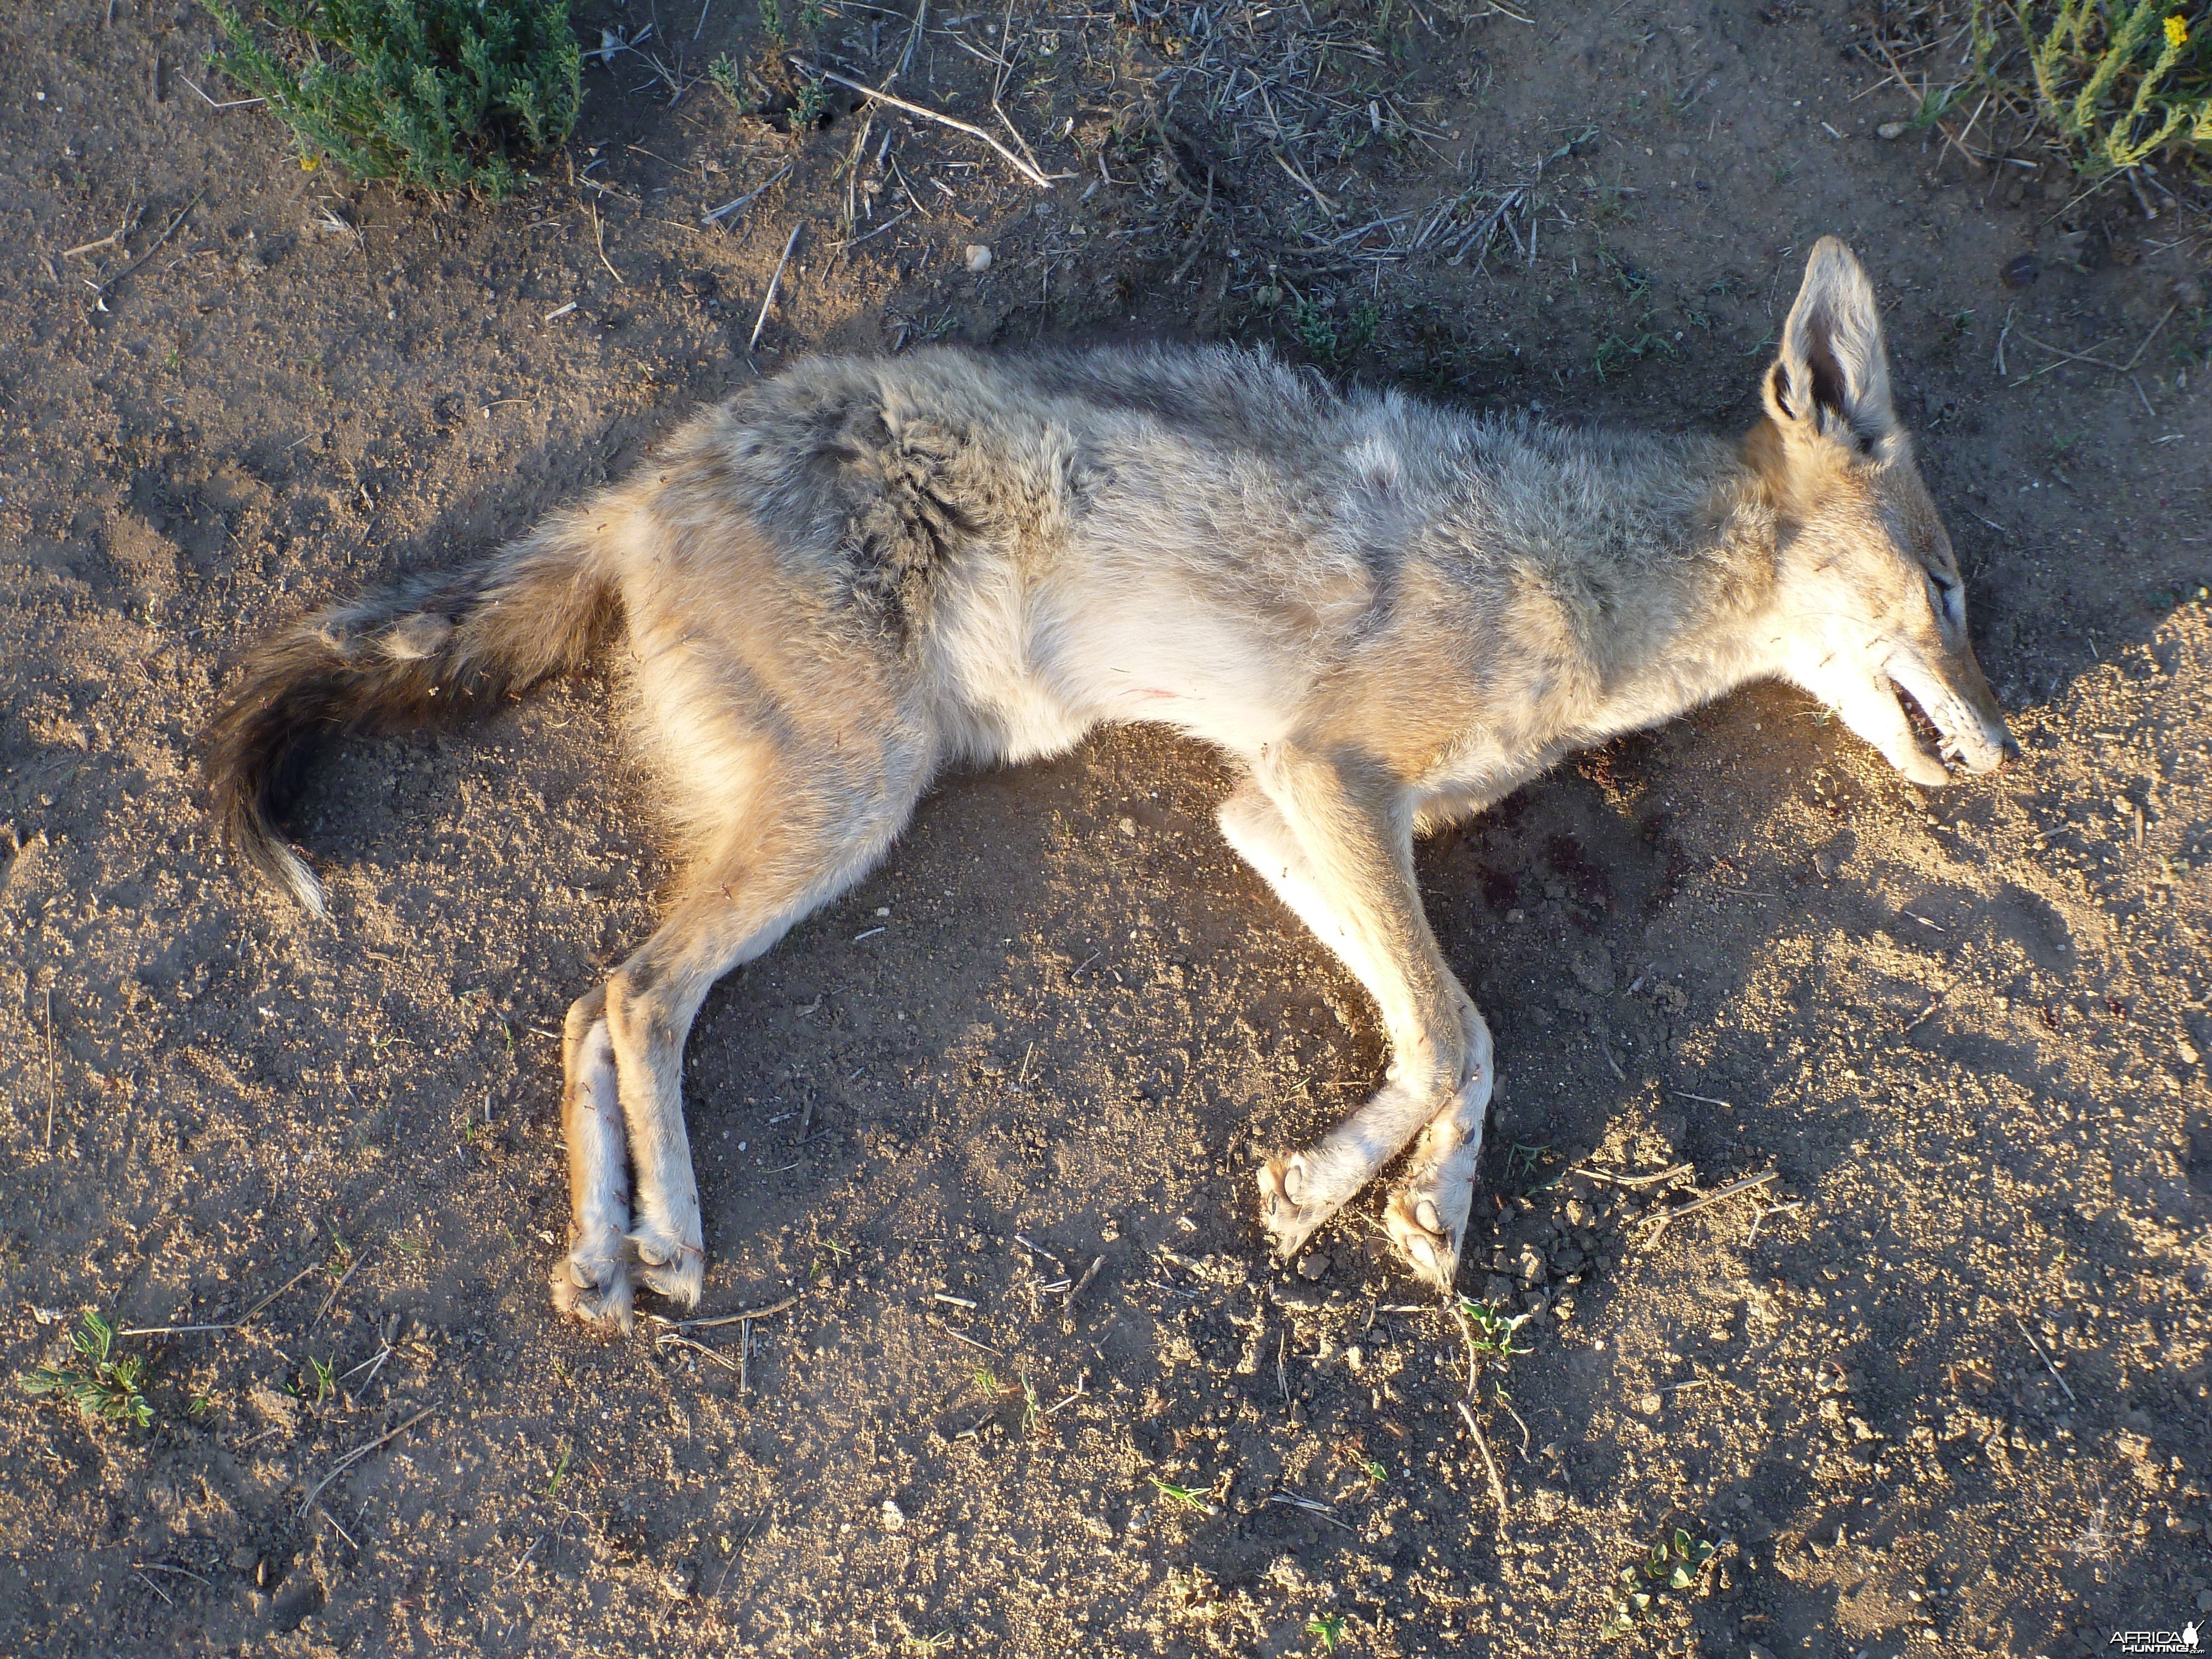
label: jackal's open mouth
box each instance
[1889,665,2007,775]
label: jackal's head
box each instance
[1751,237,2014,786]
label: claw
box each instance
[1384,1171,1472,1293]
[551,1250,636,1332]
[1256,1154,1338,1260]
[625,1229,705,1307]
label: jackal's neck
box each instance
[1556,429,1787,743]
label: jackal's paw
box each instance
[1257,1153,1350,1260]
[1384,1170,1474,1293]
[552,1248,637,1332]
[627,1227,706,1308]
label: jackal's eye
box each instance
[1925,568,1963,632]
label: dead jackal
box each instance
[206,238,2012,1327]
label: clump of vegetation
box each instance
[22,1312,153,1431]
[1293,299,1383,364]
[1972,2,2210,173]
[211,0,583,198]
[1599,1527,1719,1640]
[1458,1297,1536,1364]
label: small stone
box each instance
[880,1499,907,1532]
[1749,1645,1779,1659]
[1636,1392,1663,1417]
[662,1563,696,1598]
[1297,1251,1330,1281]
[2178,1036,2199,1066]
[2198,1588,2212,1613]
[229,1547,259,1572]
[1118,816,1137,836]
[1483,1274,1516,1305]
[964,243,993,273]
[2001,253,2041,289]
[1875,119,1908,139]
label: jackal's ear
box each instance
[1761,237,1896,455]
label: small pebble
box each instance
[880,1499,906,1532]
[964,243,993,273]
[2001,253,2041,289]
[1297,1251,1330,1281]
[1636,1392,1663,1417]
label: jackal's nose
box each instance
[2000,733,2021,764]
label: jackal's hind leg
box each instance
[551,727,925,1328]
[552,985,635,1329]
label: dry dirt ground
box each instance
[4,1,2212,1655]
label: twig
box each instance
[645,1293,801,1329]
[1271,148,1338,219]
[236,1258,330,1328]
[1066,1254,1105,1303]
[1569,1161,1693,1189]
[701,161,794,225]
[1995,304,2013,377]
[299,1408,434,1515]
[588,200,624,285]
[2013,1314,2077,1405]
[133,1568,174,1606]
[935,1322,999,1355]
[2010,326,2125,373]
[93,189,207,299]
[1267,1492,1354,1531]
[175,75,265,111]
[1014,1234,1063,1269]
[2117,302,2178,373]
[315,1505,361,1552]
[117,1322,234,1338]
[1456,1400,1509,1536]
[1672,1092,1733,1110]
[804,64,1051,188]
[314,1249,371,1326]
[1641,1171,1780,1243]
[61,228,127,260]
[749,221,802,351]
[43,988,55,1150]
[656,1330,742,1374]
[1901,980,1957,1034]
[134,1563,211,1585]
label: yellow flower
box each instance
[2168,14,2189,48]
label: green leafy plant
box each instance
[1306,1610,1349,1652]
[211,0,583,198]
[1147,1475,1215,1513]
[1973,2,2210,173]
[1599,1527,1719,1639]
[708,52,745,105]
[791,74,831,129]
[23,1312,153,1431]
[1293,299,1380,364]
[1458,1298,1536,1364]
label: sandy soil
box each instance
[3,1,2210,1654]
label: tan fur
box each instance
[205,238,2012,1325]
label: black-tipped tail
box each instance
[204,515,614,913]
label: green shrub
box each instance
[1974,2,2211,173]
[212,0,583,198]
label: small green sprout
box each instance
[23,1312,153,1431]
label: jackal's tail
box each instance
[204,513,617,915]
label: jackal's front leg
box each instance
[1225,753,1488,1288]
